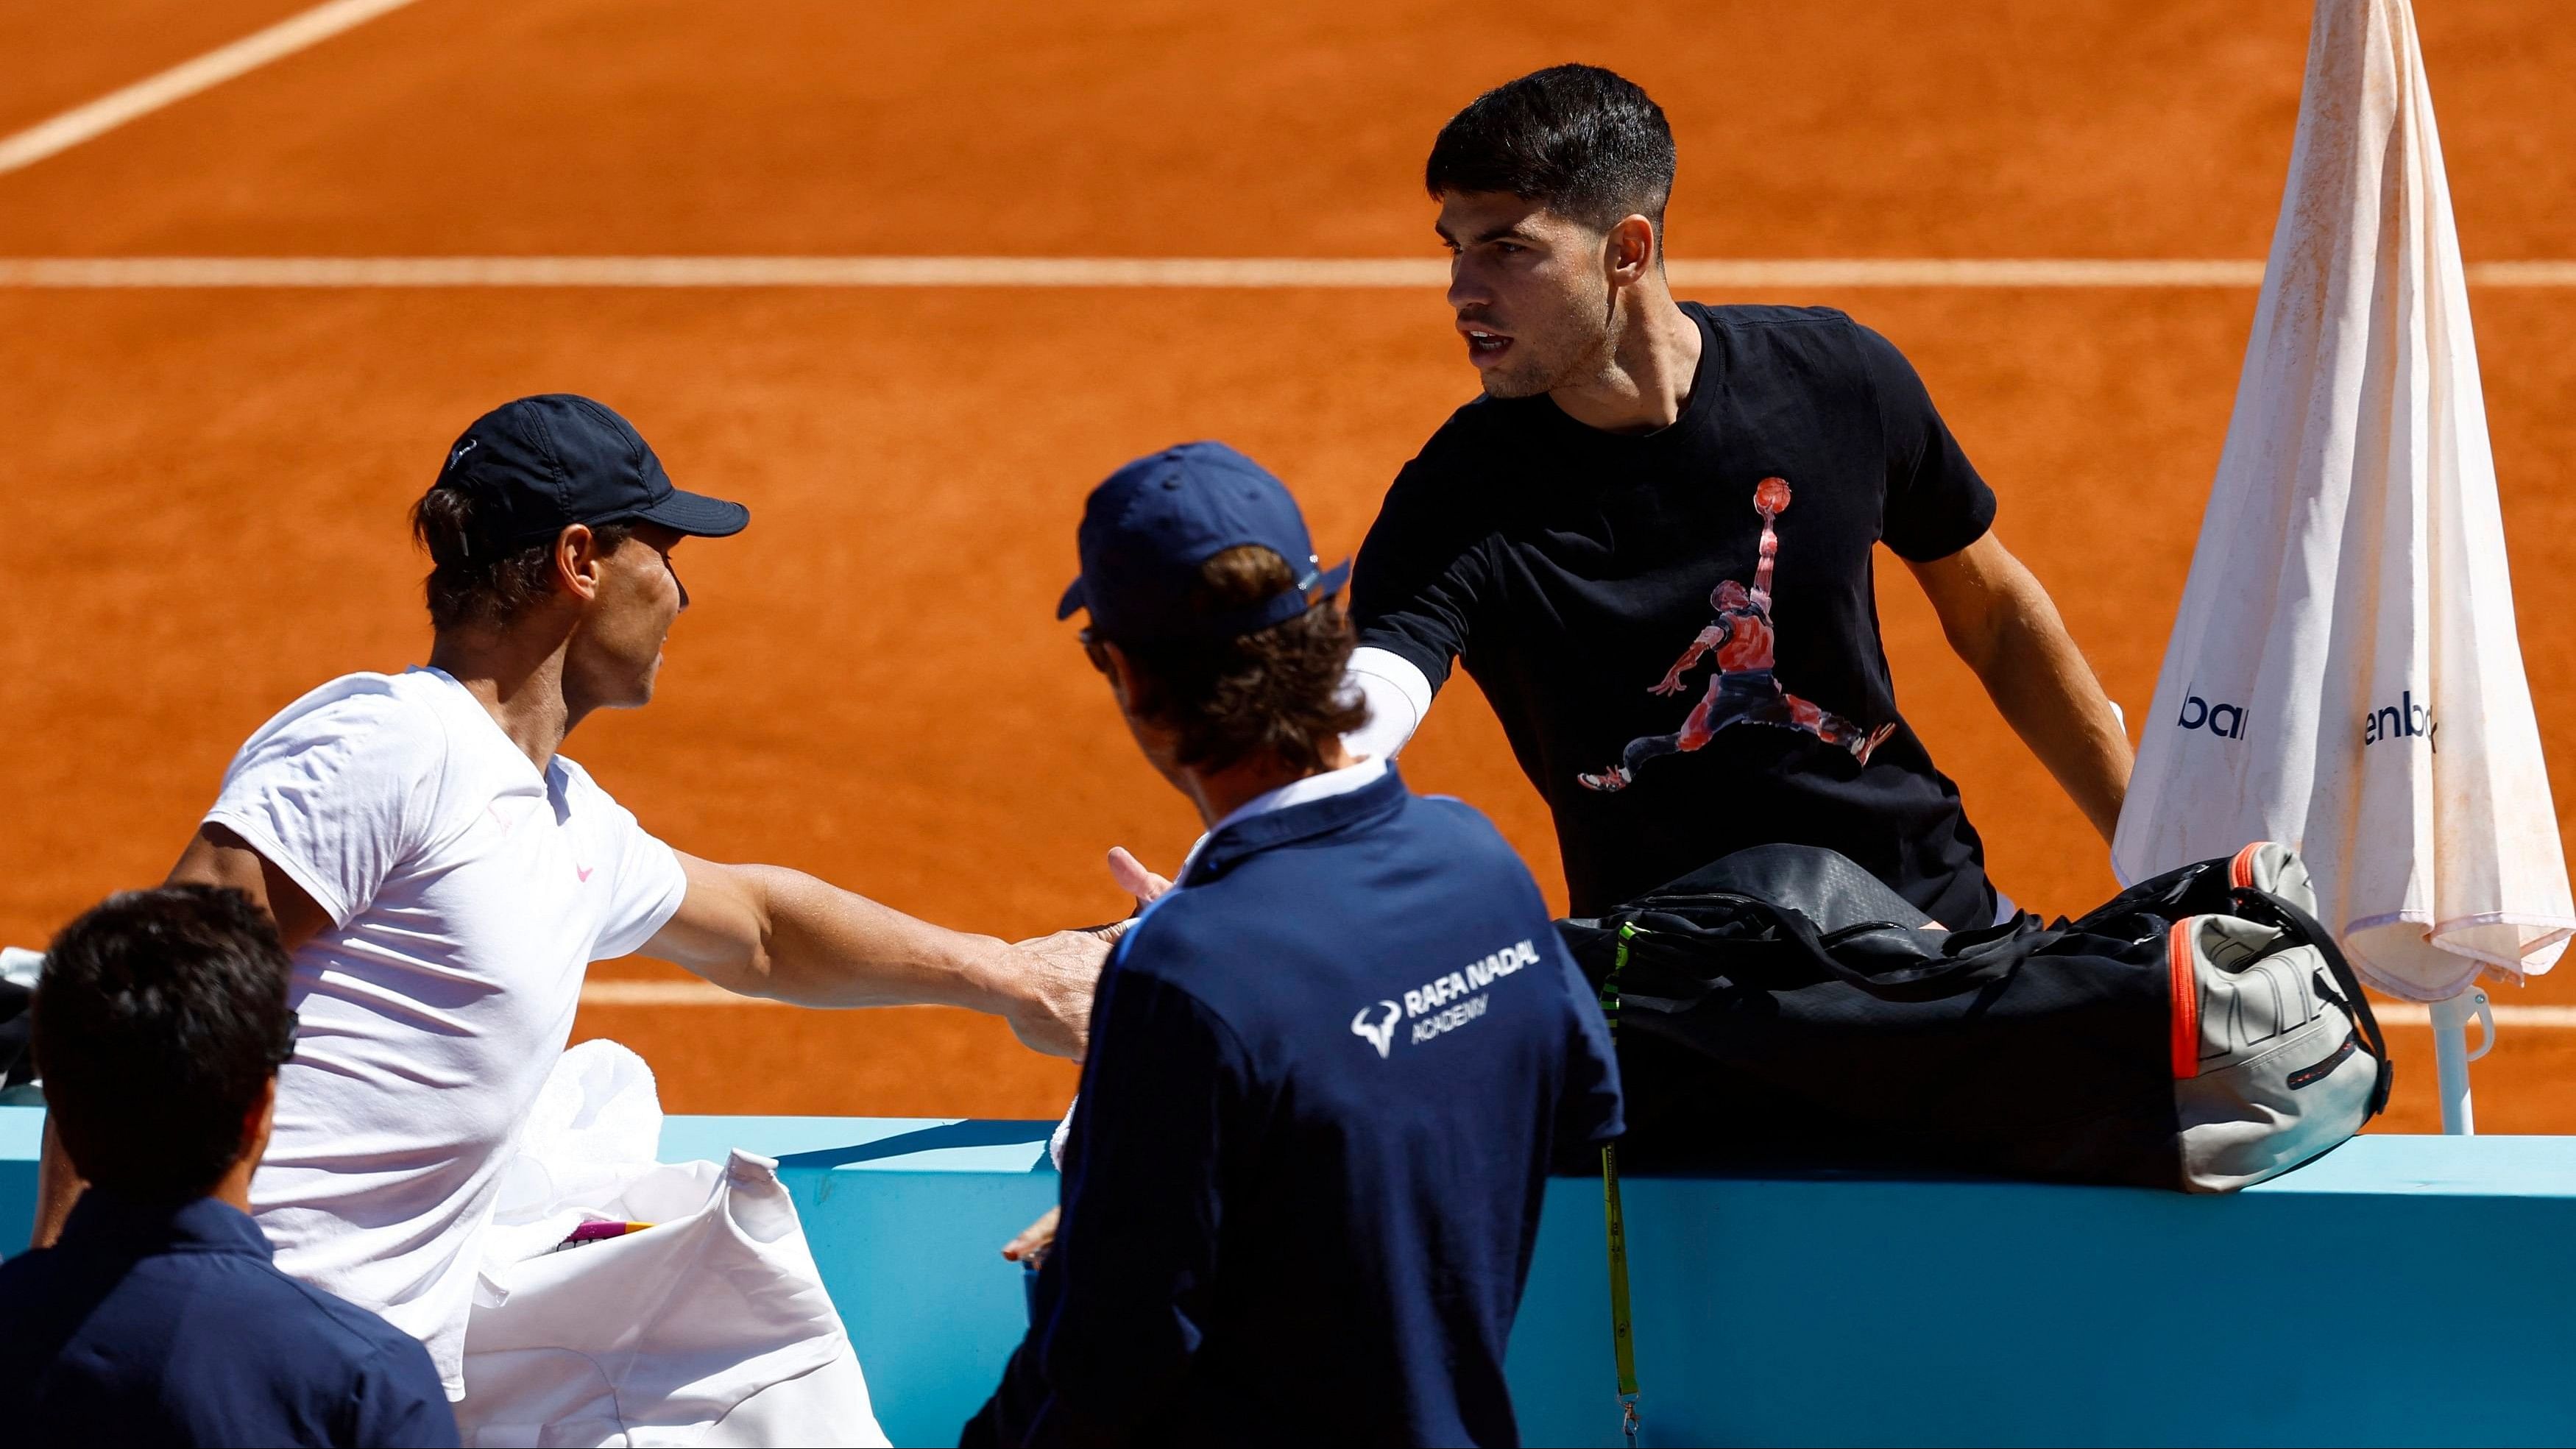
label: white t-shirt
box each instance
[205,667,688,1396]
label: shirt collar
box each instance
[1173,755,1388,881]
[59,1187,274,1260]
[1181,759,1407,885]
[1206,754,1389,837]
[408,664,564,796]
[1531,302,1722,443]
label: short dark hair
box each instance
[35,887,296,1202]
[411,483,634,633]
[1425,64,1677,235]
[1107,546,1369,776]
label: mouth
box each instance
[1460,327,1513,366]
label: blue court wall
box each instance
[9,1110,2575,1446]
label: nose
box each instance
[1446,254,1490,314]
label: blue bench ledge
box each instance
[6,1108,2568,1446]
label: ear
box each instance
[1605,214,1658,286]
[241,1075,279,1161]
[1100,640,1145,711]
[1099,642,1184,767]
[551,523,607,603]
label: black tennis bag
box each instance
[1558,842,2392,1191]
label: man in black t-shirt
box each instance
[1342,65,2134,942]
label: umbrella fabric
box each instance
[2111,0,2572,1002]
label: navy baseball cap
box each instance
[1055,442,1350,645]
[435,394,749,553]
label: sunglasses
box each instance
[1078,628,1111,675]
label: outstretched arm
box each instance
[1907,532,2131,843]
[645,853,1105,1057]
[1651,627,1726,696]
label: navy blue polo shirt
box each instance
[973,767,1623,1447]
[0,1188,457,1448]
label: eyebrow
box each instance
[1436,219,1540,247]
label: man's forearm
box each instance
[1913,534,2133,845]
[737,865,1022,1010]
[1976,594,2133,843]
[651,853,1100,1057]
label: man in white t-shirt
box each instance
[29,394,1107,1398]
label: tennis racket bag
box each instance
[1558,842,2392,1191]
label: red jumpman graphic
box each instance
[1578,476,1895,793]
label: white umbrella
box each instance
[2112,0,2574,1130]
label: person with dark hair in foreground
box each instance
[964,442,1622,1448]
[26,394,1108,1406]
[0,887,456,1448]
[1340,65,2134,1164]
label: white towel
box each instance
[2111,0,2573,1002]
[458,1041,888,1447]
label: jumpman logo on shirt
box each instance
[1579,477,1894,793]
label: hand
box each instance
[1108,846,1174,905]
[999,929,1108,1058]
[1090,847,1175,943]
[1649,674,1688,697]
[1002,1205,1061,1265]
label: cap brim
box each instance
[636,489,751,539]
[1311,557,1352,599]
[1055,577,1087,621]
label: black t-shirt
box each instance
[1351,303,1998,926]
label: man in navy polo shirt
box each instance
[965,442,1624,1447]
[0,886,455,1448]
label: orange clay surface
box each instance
[6,0,2576,1133]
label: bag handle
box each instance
[1621,897,2035,1002]
[2228,886,2395,1117]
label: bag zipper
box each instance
[2167,918,2201,1080]
[2229,843,2263,890]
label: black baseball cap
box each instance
[434,394,749,553]
[1055,442,1349,644]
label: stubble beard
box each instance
[1479,302,1618,402]
[1478,352,1553,400]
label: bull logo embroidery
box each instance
[1351,1000,1401,1058]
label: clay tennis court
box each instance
[5,0,2574,1133]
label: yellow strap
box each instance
[1602,926,1642,1445]
[1603,1141,1638,1397]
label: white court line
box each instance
[582,979,782,1007]
[4,255,2569,289]
[0,255,2284,288]
[568,976,2576,1024]
[1678,258,2267,288]
[0,0,424,177]
[2371,1004,2576,1028]
[0,255,1440,288]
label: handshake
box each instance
[995,846,1175,1059]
